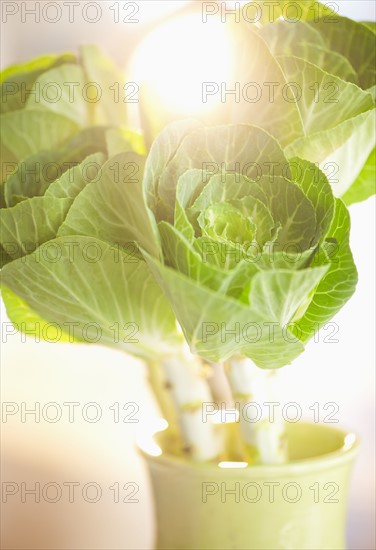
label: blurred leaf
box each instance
[0,53,76,113]
[26,64,90,126]
[0,110,78,163]
[80,44,127,126]
[1,286,77,343]
[342,148,376,205]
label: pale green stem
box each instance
[205,360,248,461]
[206,360,234,406]
[161,350,223,461]
[225,355,287,465]
[146,360,184,456]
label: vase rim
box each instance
[139,421,359,476]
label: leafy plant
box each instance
[141,121,357,368]
[1,2,375,463]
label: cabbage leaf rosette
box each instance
[141,120,358,369]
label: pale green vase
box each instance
[143,422,358,550]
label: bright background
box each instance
[1,2,375,549]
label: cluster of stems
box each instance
[146,348,287,465]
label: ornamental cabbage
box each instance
[140,120,357,368]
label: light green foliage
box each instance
[1,10,372,368]
[227,1,376,204]
[0,47,180,355]
[140,122,357,367]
